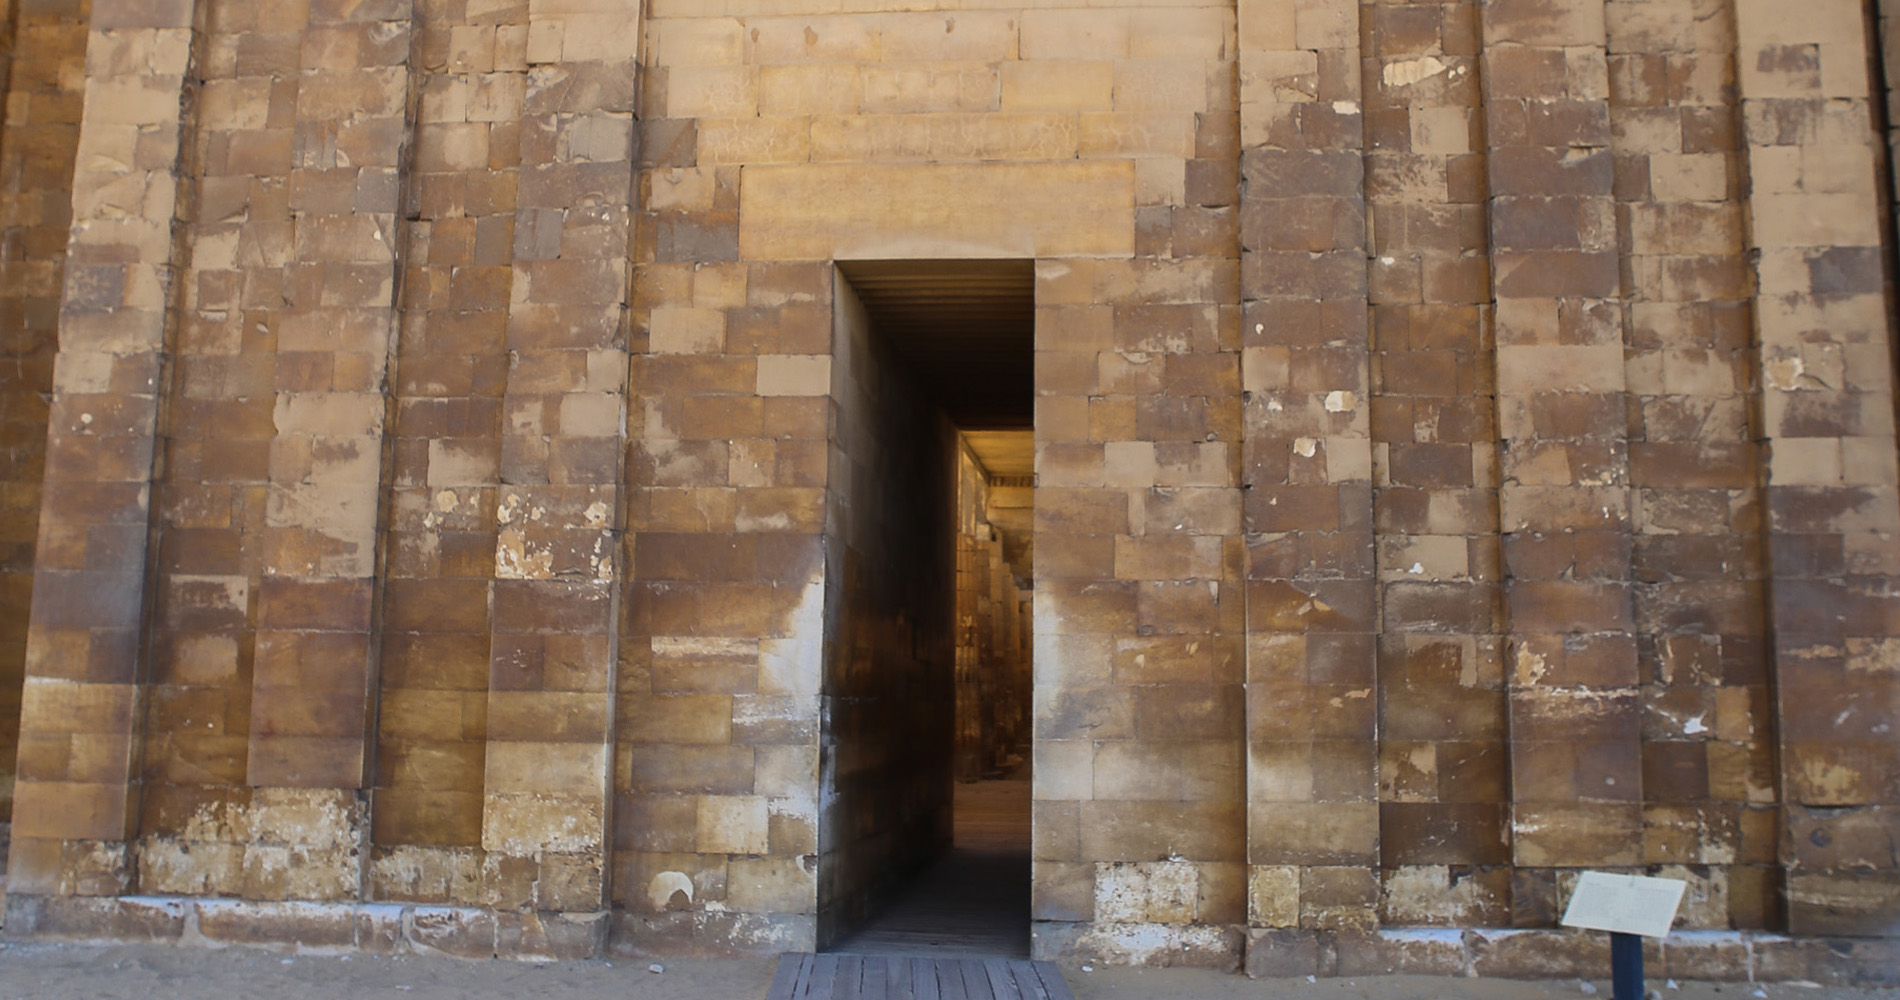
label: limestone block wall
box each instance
[2,0,1899,983]
[0,0,87,851]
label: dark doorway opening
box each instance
[820,260,1035,959]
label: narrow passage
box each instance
[828,763,1032,959]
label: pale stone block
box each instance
[1483,0,1608,46]
[1114,60,1212,114]
[1381,534,1469,582]
[1095,863,1148,922]
[756,354,831,396]
[1000,61,1113,112]
[559,392,622,437]
[697,795,769,855]
[728,857,813,914]
[1751,192,1881,247]
[526,20,563,64]
[759,64,863,115]
[1324,436,1372,484]
[749,16,882,64]
[1648,153,1727,202]
[691,263,748,310]
[649,166,717,212]
[696,116,812,165]
[1103,441,1159,488]
[470,74,528,124]
[649,307,725,354]
[485,741,610,798]
[649,17,745,67]
[1021,10,1131,60]
[1819,42,1872,98]
[1770,438,1843,485]
[1239,0,1298,53]
[1248,865,1300,928]
[809,112,1078,163]
[482,791,604,854]
[1841,436,1900,486]
[1133,156,1186,207]
[1035,740,1093,801]
[861,62,999,113]
[84,78,186,126]
[1495,345,1626,395]
[739,161,1135,260]
[1411,106,1472,156]
[1734,0,1867,47]
[876,10,1018,63]
[1242,346,1291,393]
[555,15,645,62]
[1294,0,1357,51]
[665,65,758,118]
[1077,112,1197,158]
[199,79,270,130]
[1660,349,1738,396]
[1128,9,1233,61]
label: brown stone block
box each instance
[1035,687,1134,742]
[1379,803,1509,866]
[1038,579,1137,635]
[1113,634,1242,685]
[1245,485,1341,533]
[1248,802,1379,866]
[1787,870,1900,938]
[256,577,373,631]
[383,578,489,634]
[1251,679,1378,742]
[1038,532,1115,579]
[245,735,367,789]
[1133,685,1243,743]
[1468,927,1610,978]
[1035,488,1131,535]
[625,744,756,795]
[1081,799,1242,863]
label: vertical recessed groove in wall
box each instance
[130,0,212,891]
[1867,0,1900,429]
[358,0,430,905]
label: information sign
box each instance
[1560,872,1688,939]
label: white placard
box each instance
[1560,872,1687,939]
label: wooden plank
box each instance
[913,957,940,1000]
[937,959,970,1000]
[809,954,840,1000]
[1004,962,1047,1000]
[766,954,806,1000]
[893,957,916,1000]
[838,955,863,1000]
[959,959,994,1000]
[1029,962,1076,1000]
[864,958,889,1000]
[983,958,1022,1000]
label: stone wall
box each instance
[0,0,88,857]
[2,0,1898,984]
[816,271,956,948]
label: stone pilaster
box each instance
[1734,0,1900,938]
[12,0,200,895]
[1237,0,1382,966]
[1481,0,1643,882]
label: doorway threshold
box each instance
[766,953,1074,1000]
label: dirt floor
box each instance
[0,942,1894,1000]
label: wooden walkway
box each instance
[765,954,1075,1000]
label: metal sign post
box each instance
[1559,872,1690,1000]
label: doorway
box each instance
[817,260,1035,958]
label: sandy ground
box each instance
[0,942,1894,1000]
